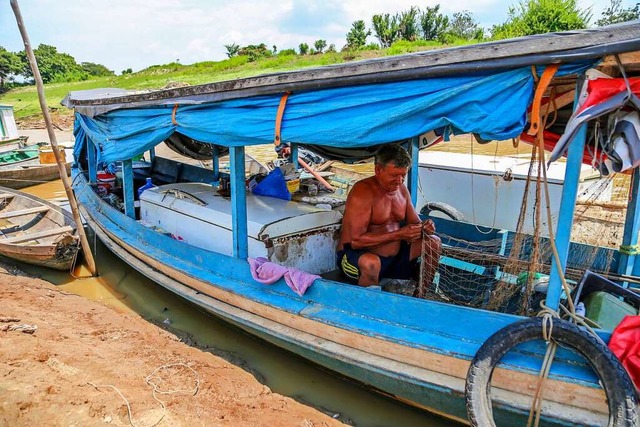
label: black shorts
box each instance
[337,242,414,282]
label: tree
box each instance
[121,68,133,75]
[314,39,327,53]
[224,43,240,58]
[80,62,114,77]
[237,43,271,61]
[398,6,420,41]
[596,0,639,26]
[0,47,22,88]
[491,0,591,39]
[372,13,400,48]
[420,5,450,41]
[19,44,86,83]
[299,42,309,55]
[449,11,482,40]
[346,20,371,50]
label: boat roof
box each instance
[63,21,640,113]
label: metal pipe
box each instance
[298,157,334,191]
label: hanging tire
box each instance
[465,317,639,427]
[420,202,465,221]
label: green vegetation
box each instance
[491,0,591,39]
[596,0,639,26]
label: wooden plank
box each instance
[0,206,49,219]
[2,225,73,243]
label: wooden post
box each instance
[11,0,97,276]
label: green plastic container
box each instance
[584,291,638,331]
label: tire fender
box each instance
[465,317,639,427]
[420,201,465,221]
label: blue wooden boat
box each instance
[62,23,640,426]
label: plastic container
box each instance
[137,177,156,198]
[38,145,56,164]
[584,291,638,331]
[286,178,300,193]
[97,171,116,196]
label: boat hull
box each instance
[0,187,79,270]
[72,168,614,426]
[0,162,71,189]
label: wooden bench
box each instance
[2,225,73,244]
[0,206,49,220]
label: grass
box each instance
[0,40,463,120]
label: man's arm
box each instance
[344,182,421,250]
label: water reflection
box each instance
[19,181,457,427]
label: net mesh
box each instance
[415,142,626,316]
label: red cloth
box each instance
[608,315,640,390]
[579,78,640,113]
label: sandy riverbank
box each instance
[0,263,342,427]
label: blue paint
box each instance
[87,138,97,182]
[620,168,640,279]
[547,77,588,310]
[290,143,299,168]
[212,145,219,182]
[408,136,419,207]
[230,146,248,258]
[122,159,135,219]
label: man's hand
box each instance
[400,223,422,243]
[422,219,436,235]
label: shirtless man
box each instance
[337,144,441,296]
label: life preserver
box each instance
[420,202,465,221]
[465,317,639,426]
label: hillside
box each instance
[0,40,457,129]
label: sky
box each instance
[0,0,629,74]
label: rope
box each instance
[171,104,179,126]
[87,362,199,427]
[527,312,558,427]
[274,92,291,147]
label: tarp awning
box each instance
[74,63,593,165]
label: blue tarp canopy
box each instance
[74,62,593,165]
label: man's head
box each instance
[375,144,411,169]
[374,144,412,192]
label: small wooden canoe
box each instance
[0,187,80,270]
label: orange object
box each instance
[298,157,334,191]
[274,92,291,147]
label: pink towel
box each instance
[248,257,320,296]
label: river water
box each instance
[20,179,456,427]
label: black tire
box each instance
[420,201,465,221]
[465,317,639,427]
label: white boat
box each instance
[417,151,613,234]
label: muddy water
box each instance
[20,180,455,427]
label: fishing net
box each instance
[415,140,627,316]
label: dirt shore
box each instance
[0,265,342,427]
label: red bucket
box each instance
[97,171,116,196]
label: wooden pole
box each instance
[11,0,97,276]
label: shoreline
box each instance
[0,262,342,426]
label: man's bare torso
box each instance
[339,176,409,257]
